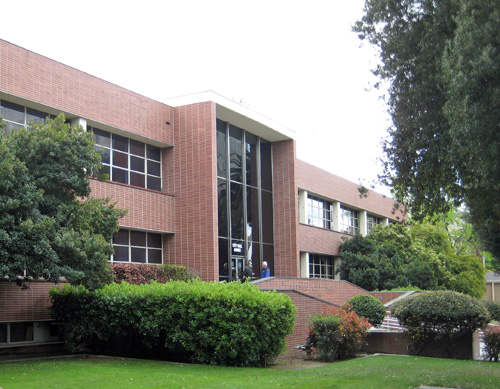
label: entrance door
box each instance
[231,256,245,281]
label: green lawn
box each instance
[0,354,499,388]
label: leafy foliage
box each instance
[354,0,500,267]
[391,290,490,357]
[50,281,296,367]
[110,263,199,284]
[345,295,386,326]
[483,325,500,362]
[308,306,371,361]
[338,221,486,298]
[0,115,126,289]
[483,301,500,323]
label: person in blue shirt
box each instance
[260,261,271,278]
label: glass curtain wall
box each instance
[217,119,273,281]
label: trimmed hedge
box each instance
[344,294,386,326]
[391,290,490,357]
[49,281,296,367]
[110,263,198,284]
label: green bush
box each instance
[391,291,490,357]
[483,325,500,362]
[308,306,371,362]
[344,295,386,326]
[110,263,198,284]
[50,281,295,367]
[483,301,500,322]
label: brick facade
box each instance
[1,39,405,357]
[0,280,64,322]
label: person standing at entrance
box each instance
[241,263,253,282]
[260,261,271,278]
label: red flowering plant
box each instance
[483,324,500,362]
[307,304,371,361]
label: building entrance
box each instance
[231,256,245,281]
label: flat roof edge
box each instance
[164,91,296,141]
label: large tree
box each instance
[354,0,500,266]
[0,115,126,290]
[338,220,486,299]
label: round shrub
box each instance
[483,301,500,322]
[344,294,386,326]
[391,290,490,357]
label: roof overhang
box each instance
[164,91,296,142]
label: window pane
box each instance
[27,108,48,124]
[113,134,128,152]
[230,182,244,239]
[112,168,128,184]
[130,230,146,246]
[261,190,274,243]
[93,128,111,147]
[95,146,110,164]
[218,179,228,238]
[113,151,128,168]
[147,144,161,161]
[148,249,162,264]
[219,238,229,281]
[0,323,7,343]
[148,233,162,248]
[130,172,145,187]
[1,100,25,123]
[113,230,129,245]
[131,247,146,263]
[113,246,129,262]
[130,139,145,157]
[247,186,260,242]
[245,133,258,187]
[260,141,272,191]
[262,244,274,276]
[5,122,23,134]
[217,120,227,178]
[229,125,243,183]
[10,322,34,342]
[147,176,161,191]
[130,156,145,172]
[100,164,110,178]
[147,160,161,177]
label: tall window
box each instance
[217,119,273,281]
[309,254,335,279]
[367,214,381,234]
[307,195,332,229]
[111,229,163,264]
[340,206,359,235]
[90,127,162,191]
[0,100,51,133]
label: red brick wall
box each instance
[272,140,299,277]
[90,179,176,233]
[277,291,333,358]
[256,278,370,307]
[169,102,219,281]
[298,224,349,256]
[296,160,404,221]
[0,280,64,321]
[0,39,173,145]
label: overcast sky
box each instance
[0,0,392,196]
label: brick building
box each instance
[0,39,401,355]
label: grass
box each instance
[0,354,499,388]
